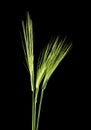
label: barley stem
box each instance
[36,89,44,130]
[32,92,34,130]
[32,91,37,130]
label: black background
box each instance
[1,0,90,129]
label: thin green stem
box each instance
[34,98,37,130]
[32,92,34,130]
[32,92,37,130]
[36,89,44,130]
[32,90,37,130]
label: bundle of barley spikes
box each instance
[21,12,72,130]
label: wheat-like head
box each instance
[36,37,72,90]
[22,13,34,91]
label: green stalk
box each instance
[32,89,38,130]
[34,97,37,130]
[36,89,44,130]
[32,92,34,130]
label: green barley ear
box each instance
[22,12,34,92]
[42,37,72,90]
[36,37,72,90]
[36,39,53,89]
